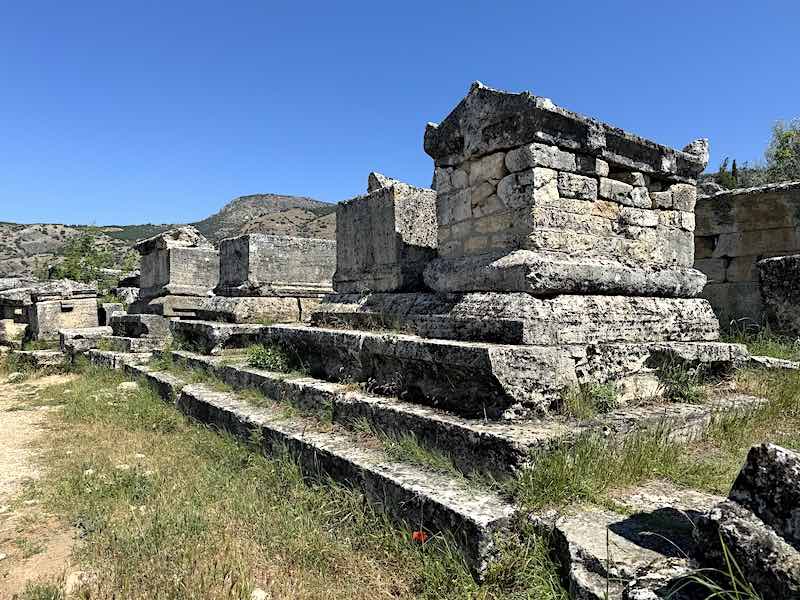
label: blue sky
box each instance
[1,1,798,225]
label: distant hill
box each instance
[0,193,337,278]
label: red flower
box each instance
[411,530,429,544]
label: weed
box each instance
[19,581,64,600]
[246,343,294,372]
[673,535,763,599]
[656,359,707,403]
[560,383,618,419]
[722,319,800,360]
[15,537,45,558]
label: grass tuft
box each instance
[559,383,618,419]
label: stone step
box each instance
[104,336,169,353]
[59,326,113,354]
[530,481,722,600]
[110,313,171,339]
[169,320,269,355]
[114,360,517,575]
[157,350,766,479]
[262,324,748,420]
[86,349,153,370]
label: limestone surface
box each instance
[758,254,800,334]
[216,234,335,297]
[334,174,437,293]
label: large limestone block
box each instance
[759,255,800,334]
[59,326,113,354]
[729,443,800,549]
[110,313,170,339]
[695,181,800,236]
[216,234,335,297]
[135,226,219,300]
[334,174,437,293]
[693,500,800,599]
[29,296,99,340]
[424,82,707,179]
[423,249,707,297]
[312,293,720,345]
[193,296,305,324]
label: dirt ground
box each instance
[0,373,77,598]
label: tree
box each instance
[716,157,738,189]
[765,118,800,183]
[49,233,116,288]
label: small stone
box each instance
[0,505,8,513]
[251,588,268,600]
[6,372,25,383]
[117,381,139,392]
[133,453,146,459]
[83,469,95,477]
[0,553,6,561]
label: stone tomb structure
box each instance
[276,83,746,420]
[695,181,800,323]
[202,233,336,323]
[0,279,99,342]
[129,226,219,319]
[333,172,437,293]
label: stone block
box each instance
[759,254,800,333]
[216,234,335,297]
[0,319,27,348]
[729,443,800,550]
[693,500,800,599]
[59,326,113,354]
[170,320,268,355]
[557,172,597,200]
[505,143,576,173]
[334,175,437,293]
[424,82,707,179]
[713,227,800,258]
[128,294,208,319]
[311,293,720,346]
[110,313,170,338]
[194,296,304,324]
[136,226,219,300]
[694,258,726,284]
[29,297,99,340]
[423,250,707,297]
[99,302,124,326]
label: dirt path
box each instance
[0,372,77,598]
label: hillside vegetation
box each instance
[0,193,337,278]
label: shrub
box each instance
[246,344,293,372]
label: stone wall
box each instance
[694,182,800,323]
[423,82,708,297]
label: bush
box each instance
[246,344,293,372]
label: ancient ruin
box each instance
[695,181,800,323]
[333,173,437,293]
[0,278,98,343]
[7,82,799,599]
[129,226,219,318]
[202,233,336,323]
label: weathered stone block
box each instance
[59,326,113,354]
[216,234,335,297]
[29,297,99,341]
[135,226,219,300]
[729,443,800,550]
[194,296,304,324]
[759,254,800,334]
[99,302,124,326]
[334,174,437,293]
[110,313,170,338]
[693,500,800,599]
[701,282,763,323]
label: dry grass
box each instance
[9,360,566,600]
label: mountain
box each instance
[0,194,337,278]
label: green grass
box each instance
[559,383,618,419]
[15,537,45,558]
[656,359,707,403]
[245,343,295,372]
[19,582,64,600]
[16,362,566,599]
[515,366,800,510]
[721,321,800,360]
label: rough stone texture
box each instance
[693,500,800,599]
[193,295,310,324]
[758,254,800,334]
[263,325,745,420]
[530,481,721,600]
[103,336,169,353]
[695,181,800,322]
[423,250,706,297]
[113,287,140,305]
[423,83,706,297]
[216,234,335,297]
[0,319,27,348]
[86,349,152,370]
[11,350,69,370]
[110,313,170,339]
[170,320,268,355]
[29,296,99,340]
[99,302,124,326]
[312,292,720,346]
[135,226,219,301]
[59,326,113,354]
[334,175,437,293]
[128,294,208,319]
[729,443,800,550]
